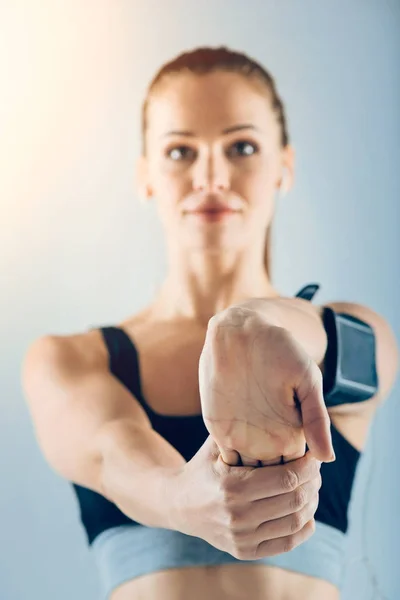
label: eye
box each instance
[166,146,196,161]
[228,140,259,158]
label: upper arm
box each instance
[21,334,152,489]
[321,301,399,450]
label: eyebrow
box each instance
[162,124,260,137]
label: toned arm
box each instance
[21,334,186,527]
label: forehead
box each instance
[146,71,277,136]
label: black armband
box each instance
[322,307,379,407]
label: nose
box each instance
[192,151,230,193]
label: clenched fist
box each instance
[199,306,334,466]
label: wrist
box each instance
[156,465,186,531]
[96,420,187,529]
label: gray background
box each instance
[1,1,399,598]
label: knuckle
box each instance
[208,308,235,329]
[206,311,254,359]
[303,500,318,525]
[210,307,256,337]
[291,486,307,511]
[282,469,299,492]
[207,313,223,331]
[315,471,322,491]
[290,510,304,534]
[283,534,297,553]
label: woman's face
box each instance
[139,71,294,256]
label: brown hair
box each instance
[140,46,290,279]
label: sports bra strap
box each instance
[295,283,320,302]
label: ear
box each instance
[278,144,295,195]
[135,155,152,201]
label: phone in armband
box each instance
[322,307,379,407]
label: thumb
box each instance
[201,434,221,458]
[296,368,335,463]
[202,436,243,469]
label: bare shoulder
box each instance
[23,328,109,380]
[24,305,154,377]
[322,301,399,451]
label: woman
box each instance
[22,46,398,600]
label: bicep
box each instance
[22,335,151,487]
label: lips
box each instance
[182,195,241,216]
[185,207,238,222]
[193,207,234,213]
[189,202,236,214]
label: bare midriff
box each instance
[110,564,339,600]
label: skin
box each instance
[137,70,294,323]
[112,69,339,600]
[22,68,398,600]
[139,71,334,466]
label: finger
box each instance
[248,475,321,525]
[260,456,282,466]
[282,443,306,463]
[296,365,335,462]
[255,519,316,559]
[254,497,319,543]
[219,447,241,466]
[243,452,321,501]
[240,454,261,467]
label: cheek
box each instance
[150,165,187,228]
[234,162,277,203]
[150,162,187,200]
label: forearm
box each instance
[97,419,185,529]
[235,296,327,372]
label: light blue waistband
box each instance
[91,522,345,599]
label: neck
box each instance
[150,250,280,325]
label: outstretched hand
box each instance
[199,307,334,466]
